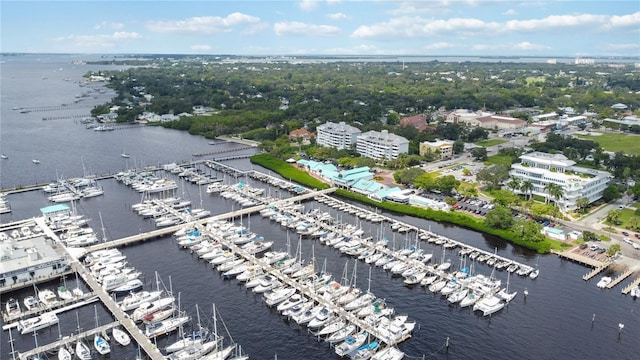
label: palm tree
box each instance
[520,180,533,201]
[575,197,590,214]
[605,209,622,230]
[549,184,564,209]
[507,178,521,193]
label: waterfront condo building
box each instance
[509,152,612,211]
[316,121,361,150]
[356,130,409,161]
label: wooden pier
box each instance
[552,248,605,268]
[192,145,254,157]
[621,276,640,295]
[84,187,337,253]
[42,114,87,121]
[606,269,634,289]
[69,261,165,360]
[2,292,99,325]
[17,321,119,360]
[583,265,609,281]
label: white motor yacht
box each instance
[473,295,505,316]
[18,311,59,334]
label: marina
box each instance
[2,54,639,360]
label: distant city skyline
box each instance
[2,1,639,57]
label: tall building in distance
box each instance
[356,130,409,161]
[316,121,361,150]
[509,152,611,211]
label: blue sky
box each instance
[2,1,639,56]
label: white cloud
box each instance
[146,13,260,34]
[424,42,455,50]
[274,21,340,36]
[353,12,639,40]
[352,16,501,38]
[94,21,124,30]
[191,44,212,51]
[502,9,518,16]
[506,14,607,31]
[322,44,389,55]
[326,0,342,5]
[52,32,142,49]
[605,11,640,29]
[328,12,350,20]
[299,0,320,12]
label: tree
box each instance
[453,139,465,154]
[492,189,521,207]
[436,175,460,195]
[476,164,510,190]
[444,196,458,206]
[602,184,621,202]
[544,183,563,207]
[605,209,622,229]
[394,167,426,185]
[507,177,521,192]
[606,244,621,257]
[414,173,437,191]
[484,206,514,230]
[575,197,590,214]
[471,147,488,161]
[520,180,534,200]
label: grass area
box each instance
[575,132,640,156]
[617,208,640,231]
[475,138,507,147]
[475,139,507,147]
[485,155,513,166]
[630,201,640,209]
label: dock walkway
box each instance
[622,276,640,295]
[552,248,605,268]
[607,269,634,289]
[17,321,120,360]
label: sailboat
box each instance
[75,311,92,360]
[121,146,130,158]
[497,271,517,303]
[93,305,111,355]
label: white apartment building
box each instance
[509,152,611,211]
[356,130,409,161]
[316,121,361,150]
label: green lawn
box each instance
[618,208,639,231]
[485,155,513,166]
[575,132,640,156]
[475,139,507,147]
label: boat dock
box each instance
[192,145,254,157]
[84,187,338,253]
[2,293,99,325]
[583,265,609,281]
[621,276,640,294]
[70,260,166,359]
[606,269,634,289]
[552,248,605,268]
[203,224,412,347]
[16,321,119,360]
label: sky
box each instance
[1,0,639,57]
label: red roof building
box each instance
[288,128,316,143]
[400,114,428,132]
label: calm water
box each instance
[1,55,639,360]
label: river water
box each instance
[1,54,638,360]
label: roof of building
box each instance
[0,235,65,275]
[317,121,361,134]
[289,128,315,138]
[611,103,628,109]
[40,204,70,215]
[358,130,409,144]
[422,139,453,147]
[400,115,428,132]
[475,115,527,125]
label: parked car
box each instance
[622,231,629,236]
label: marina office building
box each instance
[0,234,69,288]
[356,130,409,161]
[509,152,612,211]
[316,121,361,150]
